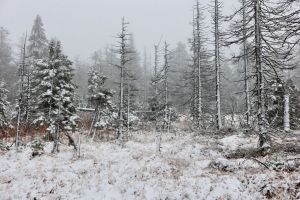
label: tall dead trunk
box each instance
[16,33,28,150]
[117,17,129,140]
[214,0,222,130]
[154,45,158,96]
[127,80,130,133]
[242,0,250,127]
[254,0,268,147]
[283,91,290,131]
[196,0,202,128]
[119,58,124,138]
[164,42,169,130]
[16,100,21,151]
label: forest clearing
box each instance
[1,0,300,199]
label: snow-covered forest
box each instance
[0,0,300,199]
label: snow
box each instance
[219,134,257,151]
[0,132,299,199]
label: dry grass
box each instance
[0,124,48,142]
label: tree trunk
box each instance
[196,0,202,128]
[254,0,268,147]
[242,0,250,127]
[52,124,59,153]
[164,42,169,130]
[127,81,130,134]
[284,93,290,131]
[215,0,222,130]
[154,45,158,96]
[117,17,127,140]
[16,102,21,151]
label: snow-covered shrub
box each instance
[30,138,45,157]
[124,112,140,128]
[0,140,9,151]
[224,114,243,128]
[209,158,237,172]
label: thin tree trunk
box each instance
[88,110,97,137]
[196,0,202,128]
[127,81,130,134]
[117,17,127,140]
[167,108,171,133]
[78,132,81,158]
[16,102,21,151]
[143,49,148,108]
[16,33,28,150]
[284,92,290,131]
[215,0,222,130]
[52,123,59,153]
[52,105,60,153]
[192,8,197,124]
[156,131,162,153]
[154,45,158,96]
[164,42,169,130]
[91,110,99,141]
[118,52,124,139]
[242,0,250,127]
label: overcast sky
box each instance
[0,0,238,60]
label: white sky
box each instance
[0,0,238,60]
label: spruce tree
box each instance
[0,81,9,131]
[0,27,16,101]
[169,42,189,113]
[28,15,48,59]
[87,68,114,137]
[32,39,77,142]
[126,34,141,110]
[26,15,48,122]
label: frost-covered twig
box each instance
[249,157,269,169]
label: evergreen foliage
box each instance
[0,81,9,129]
[28,15,48,59]
[32,39,77,133]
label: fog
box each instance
[1,1,300,199]
[0,0,238,59]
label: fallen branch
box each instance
[249,157,270,169]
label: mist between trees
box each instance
[0,0,299,152]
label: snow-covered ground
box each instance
[0,132,299,200]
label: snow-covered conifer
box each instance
[28,15,48,59]
[26,15,48,122]
[88,68,114,135]
[0,81,9,129]
[32,39,77,137]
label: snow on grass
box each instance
[0,132,299,199]
[219,133,257,151]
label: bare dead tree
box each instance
[190,1,212,129]
[154,45,159,96]
[242,0,251,127]
[213,0,223,130]
[16,32,28,150]
[116,17,131,140]
[196,1,202,128]
[227,0,300,147]
[283,87,290,131]
[161,41,171,132]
